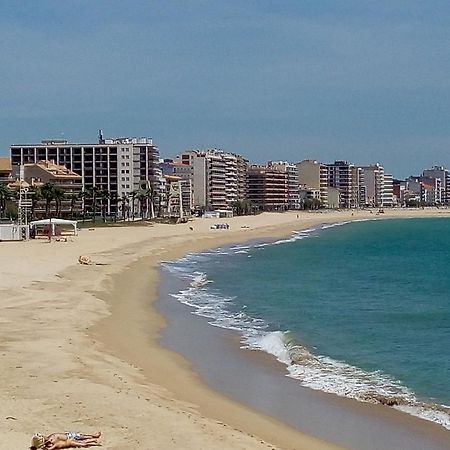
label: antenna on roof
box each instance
[98,129,105,144]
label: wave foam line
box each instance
[244,331,450,430]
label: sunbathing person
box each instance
[30,431,101,449]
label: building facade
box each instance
[422,166,450,205]
[247,165,288,211]
[0,158,12,184]
[326,161,363,208]
[296,160,328,207]
[10,134,160,216]
[10,160,82,218]
[176,149,247,211]
[268,161,299,209]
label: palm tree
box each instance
[86,186,102,222]
[146,185,157,219]
[137,190,148,219]
[119,193,129,221]
[109,192,118,222]
[0,184,12,218]
[69,191,78,219]
[78,190,88,221]
[30,186,42,220]
[41,182,56,218]
[53,186,65,218]
[129,189,139,220]
[99,189,110,222]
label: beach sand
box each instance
[1,209,449,449]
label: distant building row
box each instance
[3,134,450,218]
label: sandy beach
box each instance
[2,209,450,450]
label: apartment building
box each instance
[422,166,450,205]
[176,149,247,211]
[10,132,160,216]
[326,161,363,208]
[296,160,328,207]
[247,165,288,211]
[160,175,192,218]
[268,161,299,209]
[404,176,441,205]
[224,152,248,205]
[360,163,385,207]
[0,158,12,184]
[382,174,394,207]
[10,160,82,218]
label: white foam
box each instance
[161,225,450,431]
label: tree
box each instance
[86,186,102,222]
[41,182,56,218]
[0,184,12,218]
[119,194,129,221]
[78,190,88,221]
[69,191,78,219]
[137,190,147,219]
[99,189,110,222]
[109,192,118,222]
[231,199,256,216]
[53,186,65,218]
[129,190,139,220]
[30,186,42,220]
[146,185,156,219]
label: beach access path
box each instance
[1,208,449,450]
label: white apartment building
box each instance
[422,166,450,204]
[177,149,247,211]
[296,160,328,207]
[268,161,299,209]
[326,161,363,209]
[360,163,384,207]
[382,174,394,207]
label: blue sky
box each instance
[1,1,450,177]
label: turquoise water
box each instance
[162,218,450,428]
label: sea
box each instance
[160,218,450,431]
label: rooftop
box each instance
[0,157,12,173]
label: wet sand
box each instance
[158,268,450,450]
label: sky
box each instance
[1,1,450,178]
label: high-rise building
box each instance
[326,161,363,208]
[422,166,450,205]
[268,161,299,209]
[176,149,247,211]
[247,165,288,211]
[382,174,394,207]
[296,160,328,207]
[360,163,384,207]
[10,133,160,216]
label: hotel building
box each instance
[10,133,160,216]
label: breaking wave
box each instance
[160,223,450,430]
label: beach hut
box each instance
[29,218,78,236]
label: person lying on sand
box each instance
[30,431,101,449]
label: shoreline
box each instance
[1,209,450,449]
[156,229,450,450]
